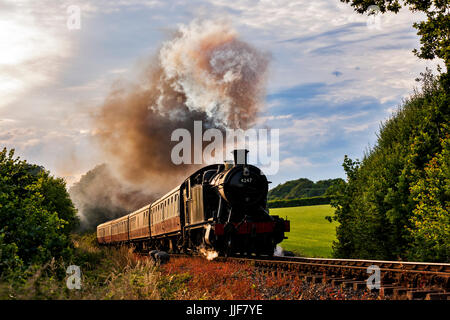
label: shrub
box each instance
[330,71,449,261]
[408,131,450,261]
[0,148,78,278]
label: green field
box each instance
[270,204,337,258]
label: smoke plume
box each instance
[69,164,152,232]
[73,20,270,230]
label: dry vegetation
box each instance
[0,234,160,300]
[159,257,379,300]
[1,234,378,300]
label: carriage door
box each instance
[184,179,191,225]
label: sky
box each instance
[0,0,440,188]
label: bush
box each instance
[0,148,79,278]
[268,196,331,208]
[330,71,449,262]
[408,131,450,261]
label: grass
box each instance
[1,234,160,300]
[271,204,337,258]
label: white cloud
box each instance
[280,111,369,144]
[0,1,73,109]
[256,114,292,125]
[343,122,371,133]
[280,156,314,168]
[201,0,438,103]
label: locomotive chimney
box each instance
[232,149,249,165]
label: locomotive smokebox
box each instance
[210,149,268,207]
[233,149,249,165]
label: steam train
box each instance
[97,149,290,256]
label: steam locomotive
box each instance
[97,149,290,256]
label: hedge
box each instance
[268,196,331,208]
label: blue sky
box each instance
[0,0,439,188]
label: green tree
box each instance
[332,0,450,262]
[330,72,449,261]
[408,130,450,261]
[0,148,78,276]
[268,178,344,200]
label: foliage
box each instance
[268,196,332,208]
[329,71,449,261]
[408,131,450,261]
[0,148,78,278]
[1,234,160,300]
[341,0,450,70]
[268,178,344,200]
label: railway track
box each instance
[154,252,450,300]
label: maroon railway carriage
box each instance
[129,204,151,240]
[97,221,111,244]
[97,149,290,256]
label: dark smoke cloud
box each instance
[73,20,270,230]
[69,164,152,232]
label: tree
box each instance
[329,72,449,261]
[332,0,450,262]
[408,129,450,261]
[0,148,78,276]
[268,178,344,200]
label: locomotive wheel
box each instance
[265,237,276,257]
